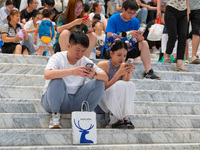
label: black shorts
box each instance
[1,43,29,54]
[190,9,200,36]
[126,42,141,59]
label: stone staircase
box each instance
[0,53,200,149]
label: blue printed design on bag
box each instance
[74,119,94,143]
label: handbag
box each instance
[147,17,164,41]
[71,101,97,144]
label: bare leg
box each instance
[102,19,107,32]
[13,44,22,54]
[59,30,70,51]
[138,40,151,73]
[48,46,55,56]
[22,49,29,55]
[85,32,97,58]
[37,46,46,56]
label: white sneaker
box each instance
[49,113,62,129]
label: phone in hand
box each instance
[85,63,94,71]
[126,58,133,67]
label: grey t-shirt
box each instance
[189,0,200,10]
[111,0,122,14]
[1,23,23,43]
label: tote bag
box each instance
[72,101,97,144]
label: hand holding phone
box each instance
[85,63,94,72]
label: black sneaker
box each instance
[143,69,161,80]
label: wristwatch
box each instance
[92,72,97,79]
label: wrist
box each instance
[92,72,97,79]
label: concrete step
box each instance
[1,74,200,91]
[0,128,199,146]
[0,86,199,102]
[1,143,200,150]
[1,99,200,115]
[0,54,49,65]
[0,113,200,129]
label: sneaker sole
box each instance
[49,125,61,129]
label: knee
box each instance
[94,79,105,91]
[49,78,66,89]
[139,40,149,50]
[141,7,148,14]
[60,30,70,38]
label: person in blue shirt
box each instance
[105,0,160,80]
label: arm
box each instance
[156,0,163,18]
[21,19,26,25]
[121,64,134,81]
[23,29,29,40]
[57,18,83,33]
[2,34,22,43]
[186,0,190,21]
[26,29,36,33]
[34,23,39,44]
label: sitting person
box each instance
[1,10,29,55]
[20,0,38,25]
[34,9,56,56]
[89,2,107,31]
[0,0,18,32]
[22,10,43,55]
[19,0,41,11]
[97,40,135,129]
[92,21,105,58]
[41,31,108,129]
[38,0,60,22]
[105,0,160,80]
[54,0,97,58]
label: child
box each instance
[34,9,56,56]
[92,21,105,58]
[97,40,136,129]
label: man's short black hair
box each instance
[92,21,100,28]
[45,0,55,7]
[84,3,90,13]
[122,0,138,11]
[69,31,89,48]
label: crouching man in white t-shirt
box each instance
[41,30,108,129]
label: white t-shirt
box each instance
[19,0,42,11]
[24,20,35,37]
[89,12,105,22]
[44,51,104,94]
[166,0,187,11]
[96,33,105,47]
[36,19,56,26]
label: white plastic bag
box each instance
[72,101,97,144]
[147,18,164,41]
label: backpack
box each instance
[38,18,54,44]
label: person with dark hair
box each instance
[92,21,105,57]
[22,10,43,55]
[84,3,90,15]
[34,9,56,56]
[38,0,60,21]
[89,1,107,31]
[93,14,101,22]
[1,10,29,55]
[19,0,41,11]
[20,0,38,25]
[54,0,97,58]
[97,40,135,128]
[105,0,160,79]
[0,0,17,31]
[41,30,108,129]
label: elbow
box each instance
[44,71,52,80]
[57,27,61,34]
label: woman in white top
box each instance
[157,0,190,71]
[89,2,107,31]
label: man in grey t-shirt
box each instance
[189,0,200,64]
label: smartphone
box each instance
[126,58,134,67]
[85,63,94,71]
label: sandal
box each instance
[175,64,189,72]
[111,120,127,129]
[164,58,171,63]
[123,118,135,129]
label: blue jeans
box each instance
[136,7,148,24]
[41,78,105,113]
[21,33,37,55]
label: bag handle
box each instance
[81,101,90,112]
